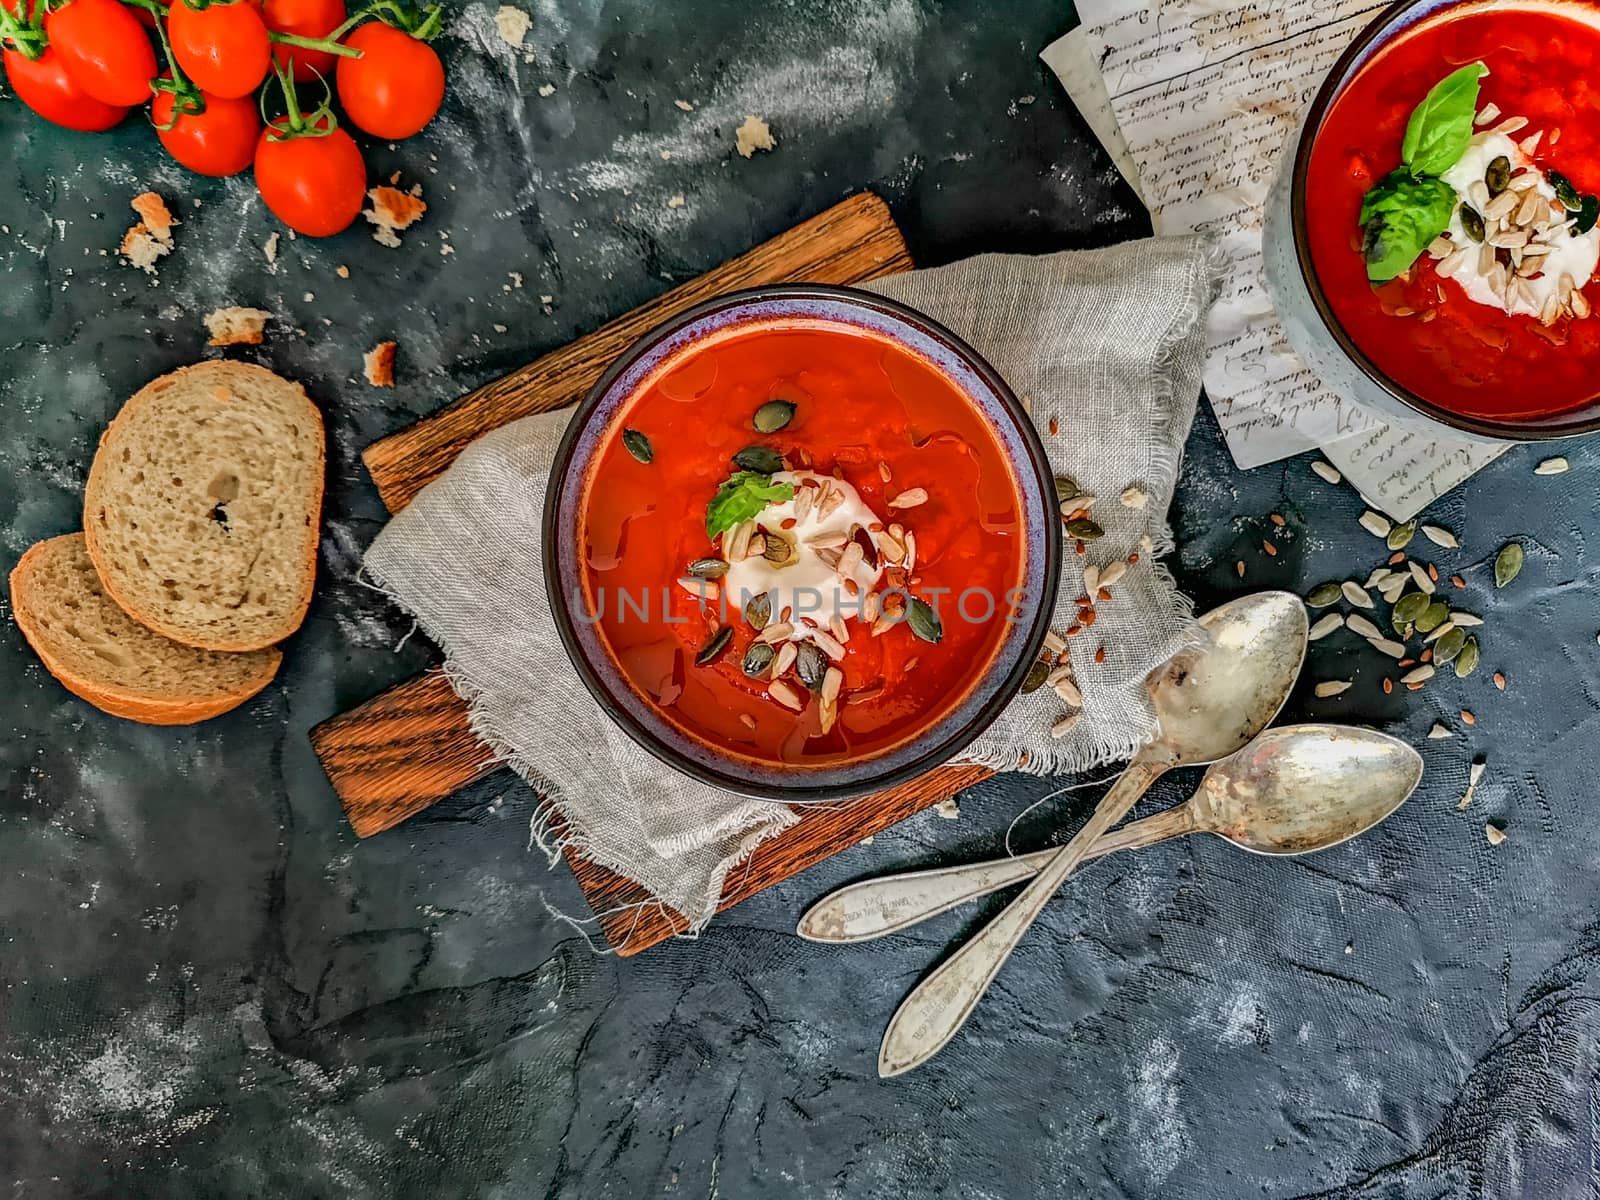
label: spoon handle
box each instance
[878,756,1166,1077]
[797,803,1200,944]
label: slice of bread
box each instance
[10,534,282,725]
[83,361,325,652]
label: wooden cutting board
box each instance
[312,193,998,954]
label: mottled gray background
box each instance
[2,1,1598,1197]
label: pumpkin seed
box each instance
[1494,542,1524,588]
[1414,601,1450,633]
[732,445,784,473]
[743,592,772,631]
[1065,518,1104,541]
[696,626,734,666]
[1433,626,1467,665]
[907,598,943,644]
[1393,592,1431,624]
[753,400,796,433]
[622,428,653,464]
[1386,521,1416,550]
[795,641,829,692]
[1550,168,1582,211]
[687,557,728,579]
[1421,524,1458,548]
[1485,155,1511,195]
[1054,474,1080,504]
[1307,582,1344,608]
[1578,194,1599,235]
[1460,204,1486,243]
[1021,658,1051,694]
[1454,637,1481,678]
[763,531,795,566]
[741,641,776,677]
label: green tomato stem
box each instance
[268,29,362,58]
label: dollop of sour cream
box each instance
[1439,129,1600,317]
[723,470,904,639]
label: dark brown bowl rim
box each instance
[541,283,1063,805]
[1289,0,1600,441]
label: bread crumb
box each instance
[364,184,427,248]
[335,265,349,278]
[667,194,686,209]
[262,231,279,265]
[203,306,272,347]
[508,271,523,289]
[492,323,507,333]
[363,340,397,387]
[493,3,530,47]
[1485,823,1505,846]
[539,293,553,304]
[934,796,959,820]
[388,169,402,185]
[674,98,694,111]
[120,192,177,274]
[735,114,776,158]
[537,82,555,97]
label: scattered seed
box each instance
[695,625,733,666]
[1262,540,1278,557]
[1427,562,1439,582]
[907,598,943,644]
[1066,518,1104,541]
[1400,665,1436,685]
[1359,510,1393,538]
[1099,561,1128,589]
[623,429,653,464]
[741,642,776,678]
[1393,592,1431,625]
[1120,485,1149,509]
[1311,461,1342,484]
[1346,613,1382,640]
[1366,567,1393,589]
[677,577,718,601]
[888,487,929,509]
[772,642,797,679]
[1371,638,1407,659]
[1094,645,1107,665]
[1386,521,1416,550]
[1534,456,1569,475]
[1021,658,1051,694]
[1307,582,1344,608]
[1053,675,1083,709]
[1415,601,1451,633]
[1409,560,1436,594]
[1309,613,1344,640]
[763,532,795,566]
[1051,712,1081,739]
[687,557,728,579]
[1082,563,1100,594]
[753,400,796,432]
[1341,581,1375,608]
[1383,678,1393,694]
[739,713,758,731]
[1493,671,1506,690]
[1054,475,1080,505]
[743,593,772,631]
[1455,638,1481,678]
[1428,723,1453,739]
[1461,709,1477,725]
[768,680,803,711]
[1433,626,1467,665]
[1388,551,1406,566]
[1494,542,1524,588]
[1314,680,1353,698]
[756,621,794,645]
[1451,574,1467,590]
[1236,561,1246,578]
[1485,824,1505,846]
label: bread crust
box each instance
[82,360,326,652]
[10,535,282,725]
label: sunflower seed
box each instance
[1420,524,1458,548]
[1455,637,1481,677]
[1433,626,1467,664]
[1409,560,1436,594]
[1428,722,1454,739]
[1474,102,1501,126]
[1386,521,1416,550]
[810,628,847,661]
[622,428,653,463]
[1309,613,1344,640]
[1393,592,1431,624]
[1066,518,1104,541]
[741,641,776,678]
[1414,601,1451,633]
[1082,564,1100,594]
[1346,613,1382,640]
[768,680,803,711]
[1423,619,1458,643]
[888,487,929,509]
[1379,577,1410,603]
[1366,567,1393,589]
[907,598,943,644]
[1450,612,1483,627]
[1371,638,1407,659]
[1314,680,1353,698]
[1051,712,1081,739]
[1494,542,1524,588]
[772,642,797,679]
[821,666,843,705]
[756,621,794,644]
[1485,824,1506,846]
[1341,581,1375,608]
[1311,460,1342,484]
[1052,675,1083,709]
[1099,561,1128,589]
[1120,485,1149,509]
[1307,582,1344,608]
[753,400,796,432]
[1534,456,1569,475]
[1359,510,1392,538]
[1400,665,1436,685]
[677,577,718,601]
[695,626,733,666]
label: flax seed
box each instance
[1263,540,1278,557]
[1095,646,1106,665]
[1462,709,1476,725]
[1451,574,1466,589]
[1236,560,1245,577]
[1383,678,1393,694]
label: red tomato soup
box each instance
[1307,1,1600,420]
[577,318,1028,768]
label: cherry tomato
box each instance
[254,114,365,236]
[335,21,443,140]
[167,0,270,99]
[44,0,157,106]
[153,87,260,176]
[263,0,342,81]
[2,44,129,130]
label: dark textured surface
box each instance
[1,1,1597,1197]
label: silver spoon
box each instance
[876,590,1309,1077]
[799,724,1420,943]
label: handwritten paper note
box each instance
[1045,1,1508,520]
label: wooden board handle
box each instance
[362,192,914,513]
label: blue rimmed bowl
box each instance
[543,285,1062,803]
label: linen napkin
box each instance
[364,234,1223,933]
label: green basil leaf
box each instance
[1361,176,1456,282]
[705,471,796,539]
[1401,61,1488,177]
